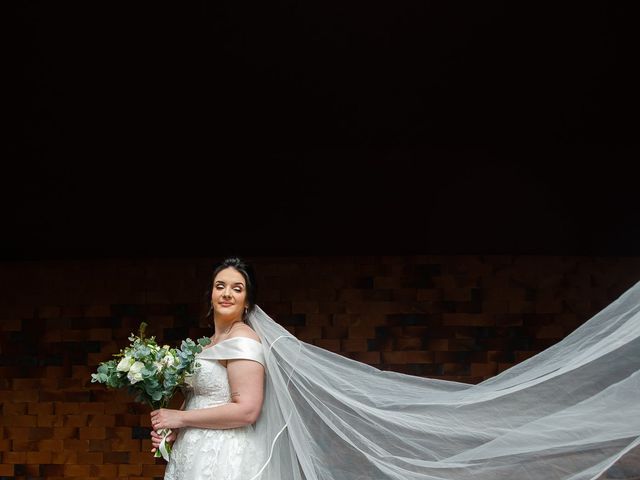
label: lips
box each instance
[219,303,233,307]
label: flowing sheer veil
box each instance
[247,280,640,480]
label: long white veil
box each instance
[247,280,640,479]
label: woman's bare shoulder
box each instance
[228,323,261,343]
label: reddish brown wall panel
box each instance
[1,255,638,479]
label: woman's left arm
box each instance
[150,359,265,431]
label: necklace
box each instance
[208,320,244,348]
[223,320,243,334]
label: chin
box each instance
[215,306,242,318]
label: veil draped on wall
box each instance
[247,281,640,479]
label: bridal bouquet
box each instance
[90,322,211,460]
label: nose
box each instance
[222,287,233,298]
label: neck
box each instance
[213,314,244,336]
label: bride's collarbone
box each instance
[210,322,250,345]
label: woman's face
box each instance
[211,267,248,321]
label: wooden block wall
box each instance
[0,255,638,479]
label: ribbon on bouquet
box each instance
[154,428,173,461]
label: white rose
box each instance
[161,354,175,368]
[116,355,134,372]
[127,361,145,384]
[153,361,164,372]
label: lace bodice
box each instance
[183,355,232,409]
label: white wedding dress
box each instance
[163,337,267,480]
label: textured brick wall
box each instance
[0,255,638,479]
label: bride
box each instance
[150,256,640,480]
[150,257,267,479]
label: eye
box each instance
[233,287,243,293]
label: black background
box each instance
[4,2,639,260]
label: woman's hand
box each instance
[150,429,178,453]
[150,408,185,430]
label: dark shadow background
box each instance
[4,1,639,261]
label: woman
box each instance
[152,256,640,480]
[150,257,267,480]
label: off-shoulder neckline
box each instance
[200,336,262,352]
